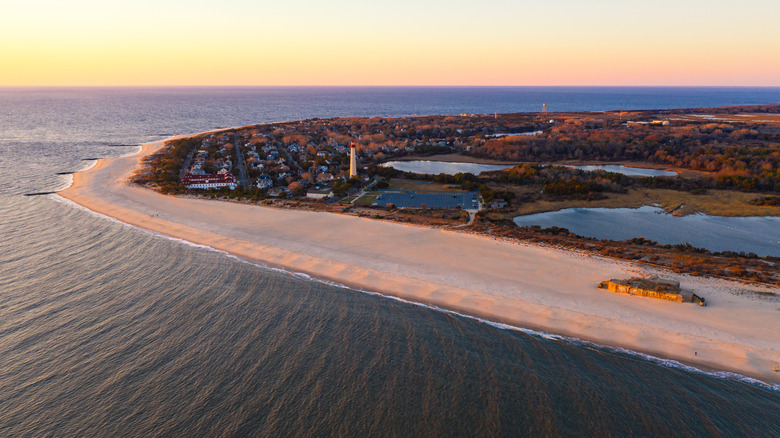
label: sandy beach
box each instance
[59,140,780,384]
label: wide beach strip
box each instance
[59,140,780,384]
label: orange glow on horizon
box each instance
[2,0,779,86]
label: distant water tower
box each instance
[543,103,547,117]
[349,141,357,177]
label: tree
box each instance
[288,181,304,195]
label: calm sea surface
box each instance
[1,87,779,437]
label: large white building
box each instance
[306,188,333,199]
[181,173,237,190]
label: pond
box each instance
[384,161,678,177]
[382,160,511,175]
[513,205,780,256]
[563,164,678,177]
[485,131,543,138]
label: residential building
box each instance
[256,174,273,189]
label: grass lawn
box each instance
[353,191,380,205]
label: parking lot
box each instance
[372,191,479,210]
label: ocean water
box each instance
[1,87,779,437]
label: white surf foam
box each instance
[117,145,143,158]
[53,158,100,191]
[49,193,780,393]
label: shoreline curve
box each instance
[58,137,780,385]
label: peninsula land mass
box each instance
[60,104,780,384]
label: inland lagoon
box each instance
[514,205,780,256]
[563,164,678,177]
[381,160,511,175]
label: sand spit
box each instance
[59,140,780,385]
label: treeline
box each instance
[661,104,780,115]
[372,158,780,201]
[467,119,780,192]
[131,137,200,193]
[493,163,778,195]
[751,195,780,206]
[317,113,542,140]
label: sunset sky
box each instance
[2,0,779,86]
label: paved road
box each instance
[281,148,303,173]
[233,134,250,188]
[179,148,194,180]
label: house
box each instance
[490,199,507,209]
[268,187,290,197]
[306,188,333,200]
[181,173,237,190]
[316,172,334,183]
[256,174,273,189]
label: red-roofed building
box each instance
[181,173,237,190]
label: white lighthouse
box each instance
[349,141,357,177]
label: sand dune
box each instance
[59,140,780,384]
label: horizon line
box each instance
[2,84,780,89]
